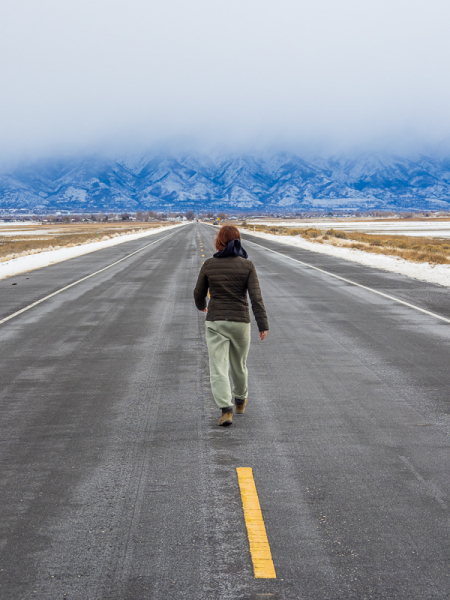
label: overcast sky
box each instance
[1,0,450,158]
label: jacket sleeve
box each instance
[194,264,208,311]
[247,263,269,331]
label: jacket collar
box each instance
[214,238,248,259]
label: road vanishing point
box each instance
[1,222,450,599]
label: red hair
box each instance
[215,225,241,251]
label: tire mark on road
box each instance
[399,455,448,510]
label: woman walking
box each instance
[194,225,269,426]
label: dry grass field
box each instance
[245,224,450,265]
[0,221,163,261]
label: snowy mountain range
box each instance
[1,151,450,213]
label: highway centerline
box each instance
[0,230,178,326]
[236,468,276,579]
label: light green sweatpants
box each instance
[205,321,251,409]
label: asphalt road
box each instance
[1,222,450,599]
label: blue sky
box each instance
[1,0,450,158]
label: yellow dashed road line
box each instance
[236,468,276,579]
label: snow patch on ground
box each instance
[0,223,186,281]
[251,220,450,238]
[244,229,450,288]
[0,221,35,227]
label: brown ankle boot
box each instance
[218,411,233,426]
[235,398,248,414]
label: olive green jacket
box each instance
[194,256,269,332]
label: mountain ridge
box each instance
[1,151,450,212]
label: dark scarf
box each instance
[214,238,248,259]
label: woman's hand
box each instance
[260,330,268,341]
[202,308,207,312]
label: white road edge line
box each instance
[0,230,178,326]
[242,236,450,325]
